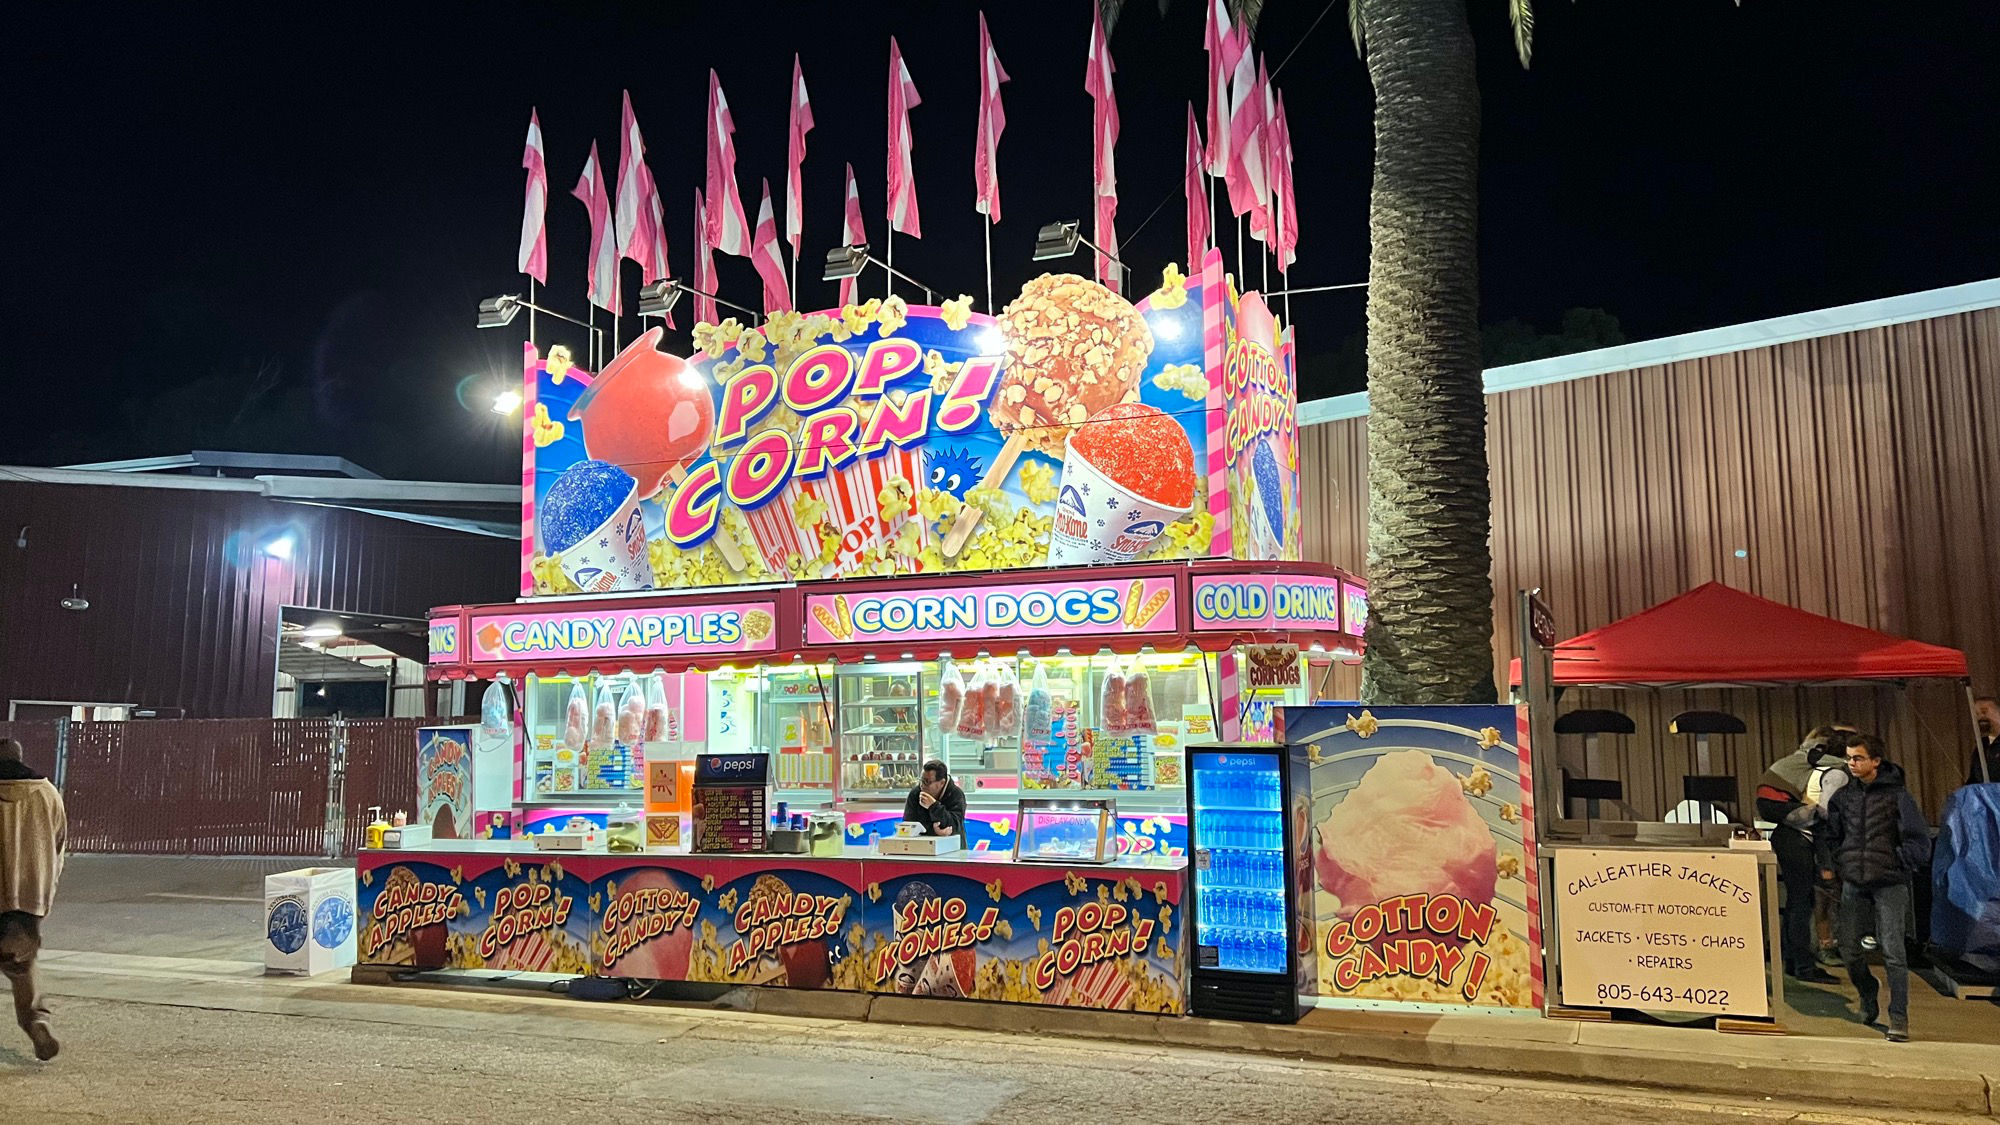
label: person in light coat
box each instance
[0,737,67,1060]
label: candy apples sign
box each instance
[522,251,1299,596]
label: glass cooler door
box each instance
[1187,744,1306,1022]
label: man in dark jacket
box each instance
[1819,734,1930,1042]
[902,760,965,837]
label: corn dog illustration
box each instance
[1131,587,1173,629]
[1122,580,1146,627]
[811,603,851,641]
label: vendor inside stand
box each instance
[903,759,966,836]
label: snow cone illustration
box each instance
[1047,402,1196,565]
[539,459,653,593]
[1251,437,1286,550]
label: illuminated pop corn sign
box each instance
[523,252,1298,596]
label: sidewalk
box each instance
[40,856,2000,1118]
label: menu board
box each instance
[1553,847,1769,1018]
[692,754,769,853]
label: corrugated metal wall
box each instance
[1300,306,2000,817]
[0,481,515,718]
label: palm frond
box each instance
[1510,0,1535,68]
[1100,0,1127,36]
[1232,0,1266,33]
[1347,0,1365,59]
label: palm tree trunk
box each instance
[1356,0,1497,704]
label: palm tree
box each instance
[1101,0,1535,703]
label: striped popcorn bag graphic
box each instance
[808,446,927,571]
[496,929,559,972]
[742,477,824,578]
[1052,959,1136,1010]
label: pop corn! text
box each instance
[664,339,1004,550]
[1032,901,1157,991]
[477,880,575,960]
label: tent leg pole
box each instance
[1966,679,1991,784]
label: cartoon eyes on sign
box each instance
[927,447,983,500]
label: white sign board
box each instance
[1553,848,1768,1018]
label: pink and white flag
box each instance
[644,168,674,326]
[572,142,619,314]
[974,11,1009,223]
[839,162,866,307]
[1226,53,1273,242]
[692,188,718,326]
[751,179,793,314]
[1085,4,1121,292]
[1204,0,1247,179]
[615,90,661,279]
[886,37,923,238]
[705,71,752,257]
[786,55,814,257]
[1186,104,1209,273]
[1271,91,1299,272]
[518,109,548,284]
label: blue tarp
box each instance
[1931,783,2000,974]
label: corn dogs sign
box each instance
[803,575,1178,647]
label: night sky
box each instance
[10,1,1997,483]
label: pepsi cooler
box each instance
[1187,742,1314,1022]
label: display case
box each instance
[838,663,924,798]
[1012,797,1117,864]
[761,665,836,804]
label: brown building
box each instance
[1299,280,1999,816]
[0,453,517,720]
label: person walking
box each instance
[0,737,66,1061]
[1819,733,1930,1042]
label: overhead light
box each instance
[1032,222,1083,262]
[303,623,341,639]
[822,244,870,282]
[476,295,523,329]
[315,686,329,698]
[262,534,296,560]
[821,244,937,302]
[491,389,523,416]
[638,279,682,319]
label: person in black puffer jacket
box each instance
[1818,734,1930,1042]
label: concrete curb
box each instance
[715,986,1997,1117]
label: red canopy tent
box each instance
[1510,582,1969,688]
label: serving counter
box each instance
[357,843,1187,1013]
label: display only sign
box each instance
[803,574,1177,647]
[466,601,779,663]
[1190,574,1342,632]
[1553,847,1769,1018]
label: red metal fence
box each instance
[1,718,426,856]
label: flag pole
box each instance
[789,245,799,312]
[587,305,596,369]
[983,216,994,314]
[528,279,537,347]
[886,231,895,300]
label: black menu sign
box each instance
[692,753,770,853]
